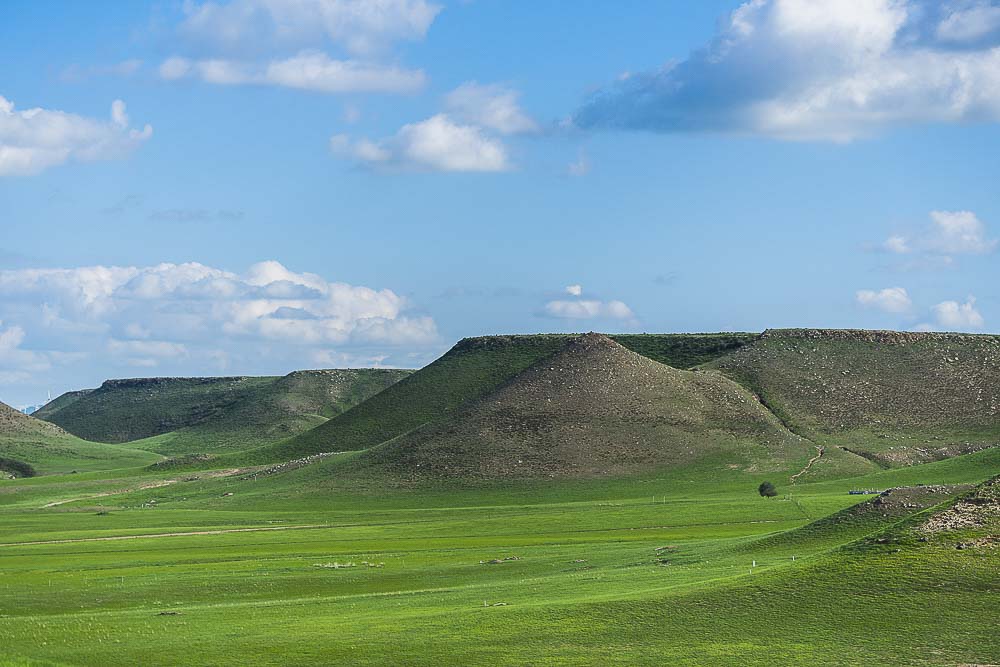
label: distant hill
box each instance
[31,389,94,421]
[0,400,159,475]
[37,369,412,456]
[345,334,872,482]
[708,329,1000,466]
[248,333,758,464]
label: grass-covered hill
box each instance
[248,333,759,465]
[708,328,1000,465]
[31,388,94,421]
[38,369,412,456]
[0,400,160,476]
[350,334,873,483]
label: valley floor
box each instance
[1,451,998,666]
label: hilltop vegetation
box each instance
[38,369,411,456]
[709,328,1000,465]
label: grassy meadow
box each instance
[1,448,997,666]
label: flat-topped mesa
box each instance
[99,376,253,390]
[357,333,821,481]
[761,328,1000,345]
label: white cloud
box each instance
[444,82,538,135]
[882,210,997,263]
[925,210,997,255]
[0,96,152,176]
[931,296,985,330]
[542,299,634,320]
[0,261,438,394]
[159,52,425,94]
[856,286,912,313]
[332,114,510,172]
[178,0,441,56]
[565,284,583,296]
[883,235,910,254]
[159,0,439,95]
[576,0,1000,141]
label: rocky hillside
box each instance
[1,400,68,438]
[708,329,1000,464]
[356,334,844,481]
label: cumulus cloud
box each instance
[331,114,509,172]
[856,286,912,313]
[565,284,583,296]
[0,260,438,394]
[159,52,425,94]
[575,0,1000,141]
[882,210,996,266]
[444,82,538,135]
[331,80,536,172]
[0,96,152,176]
[932,296,986,329]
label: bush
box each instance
[758,481,778,498]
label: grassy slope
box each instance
[39,370,411,456]
[0,449,996,666]
[246,333,763,465]
[708,328,1000,464]
[0,402,160,475]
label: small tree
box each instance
[758,481,777,498]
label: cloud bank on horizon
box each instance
[0,260,436,392]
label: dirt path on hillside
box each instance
[790,446,825,483]
[0,523,328,547]
[40,468,250,508]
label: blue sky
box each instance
[2,0,999,407]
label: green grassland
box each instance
[0,449,997,666]
[3,330,999,665]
